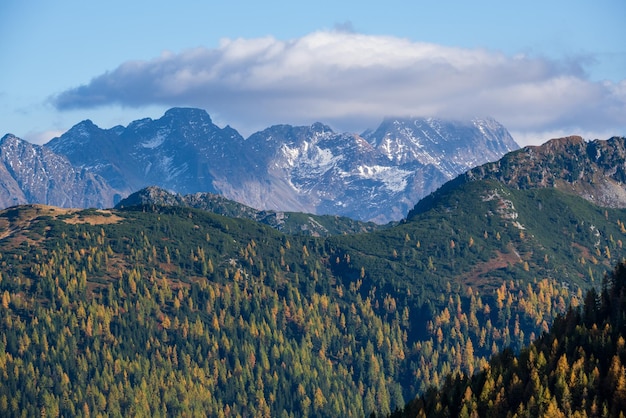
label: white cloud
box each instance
[52,30,626,140]
[23,129,66,145]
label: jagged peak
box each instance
[126,117,154,130]
[75,118,97,127]
[257,122,333,134]
[0,133,34,148]
[366,115,513,143]
[247,122,335,146]
[62,119,103,139]
[310,122,333,133]
[163,107,212,121]
[138,185,179,200]
[159,108,217,132]
[115,186,181,208]
[1,133,20,143]
[72,119,99,129]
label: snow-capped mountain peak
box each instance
[3,108,519,223]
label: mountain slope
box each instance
[2,171,626,415]
[0,134,119,208]
[47,108,250,195]
[9,132,626,416]
[466,135,626,208]
[362,116,516,174]
[389,261,626,417]
[408,135,626,220]
[45,108,518,222]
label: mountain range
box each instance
[2,107,518,223]
[2,133,626,416]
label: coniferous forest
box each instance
[1,178,626,416]
[386,262,626,417]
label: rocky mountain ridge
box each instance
[117,186,383,236]
[0,134,119,209]
[409,135,626,219]
[44,108,518,223]
[466,135,626,207]
[47,108,248,194]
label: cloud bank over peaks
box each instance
[52,30,625,142]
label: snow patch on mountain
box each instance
[279,144,300,168]
[355,165,411,192]
[141,131,167,149]
[37,108,519,223]
[0,134,118,208]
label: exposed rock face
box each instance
[7,111,626,224]
[462,135,626,208]
[362,117,517,174]
[0,134,119,209]
[47,108,250,196]
[45,108,518,222]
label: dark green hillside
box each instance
[408,179,624,288]
[0,205,409,417]
[1,172,626,416]
[387,261,626,417]
[328,179,626,395]
[335,179,624,303]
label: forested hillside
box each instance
[387,261,626,417]
[1,175,626,416]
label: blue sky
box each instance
[1,0,625,146]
